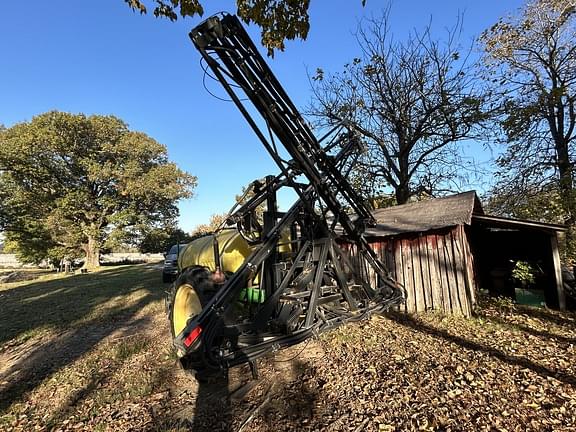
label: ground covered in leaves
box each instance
[1,266,576,431]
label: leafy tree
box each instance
[191,213,228,236]
[484,182,576,258]
[189,177,272,238]
[481,0,576,257]
[310,10,487,204]
[139,226,194,253]
[124,0,314,54]
[0,112,196,268]
[485,184,566,223]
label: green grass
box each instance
[0,263,165,348]
[114,337,151,361]
[1,268,576,431]
[0,263,176,427]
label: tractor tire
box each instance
[168,266,216,339]
[167,266,225,380]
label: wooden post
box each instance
[394,239,408,312]
[402,239,415,312]
[460,225,477,307]
[412,237,425,312]
[550,233,566,310]
[445,229,461,315]
[419,236,433,311]
[429,235,443,312]
[437,234,452,314]
[452,227,471,317]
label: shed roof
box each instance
[472,214,566,232]
[364,191,483,237]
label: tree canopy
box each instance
[139,226,195,253]
[310,11,487,205]
[0,112,196,267]
[481,0,576,257]
[191,213,228,236]
[124,0,313,54]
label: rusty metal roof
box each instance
[364,191,483,237]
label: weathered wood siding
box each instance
[365,225,477,316]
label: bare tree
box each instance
[309,10,487,205]
[481,0,576,256]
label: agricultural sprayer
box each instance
[167,13,405,378]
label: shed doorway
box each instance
[469,224,562,309]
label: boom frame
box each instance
[171,13,404,373]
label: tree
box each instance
[484,184,566,224]
[481,0,576,257]
[309,10,487,205]
[124,0,314,54]
[139,226,195,253]
[191,213,228,236]
[0,112,196,268]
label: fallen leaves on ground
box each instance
[1,296,576,432]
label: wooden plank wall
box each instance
[366,225,477,316]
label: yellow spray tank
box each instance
[178,229,253,274]
[171,229,254,338]
[178,227,291,273]
[171,228,292,338]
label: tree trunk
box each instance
[395,183,410,205]
[556,138,576,260]
[84,235,101,269]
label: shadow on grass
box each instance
[387,312,576,388]
[42,321,155,429]
[191,373,233,431]
[475,310,576,346]
[0,265,163,345]
[0,264,165,412]
[142,369,234,432]
[144,357,319,431]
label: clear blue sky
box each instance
[0,0,523,232]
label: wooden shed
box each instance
[356,191,566,316]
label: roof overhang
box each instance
[472,214,566,233]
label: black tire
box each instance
[167,266,216,338]
[162,272,171,283]
[167,266,224,378]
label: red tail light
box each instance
[183,326,202,347]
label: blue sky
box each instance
[0,0,524,232]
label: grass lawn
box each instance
[0,264,176,431]
[1,265,576,431]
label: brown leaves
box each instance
[2,289,576,431]
[228,302,576,431]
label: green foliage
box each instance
[485,184,576,261]
[0,111,196,266]
[139,226,194,253]
[124,0,313,55]
[191,213,228,236]
[481,0,576,261]
[511,261,536,286]
[484,184,566,224]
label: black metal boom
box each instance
[170,13,404,374]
